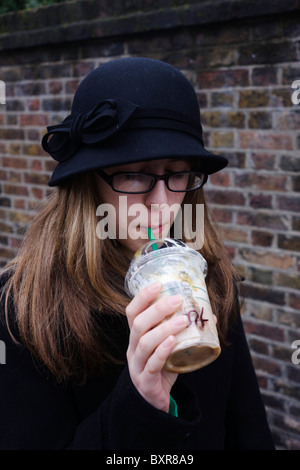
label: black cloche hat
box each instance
[42,57,228,186]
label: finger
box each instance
[126,282,162,329]
[128,314,187,375]
[145,334,177,376]
[129,295,183,353]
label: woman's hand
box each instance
[125,281,187,413]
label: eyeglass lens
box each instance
[112,172,204,193]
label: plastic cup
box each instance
[124,238,221,373]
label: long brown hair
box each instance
[1,172,241,383]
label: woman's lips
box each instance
[140,224,167,235]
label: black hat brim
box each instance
[48,128,228,186]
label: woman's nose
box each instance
[143,180,170,206]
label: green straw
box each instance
[147,227,158,251]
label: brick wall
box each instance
[0,0,299,450]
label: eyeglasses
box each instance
[97,170,207,194]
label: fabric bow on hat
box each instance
[42,99,138,163]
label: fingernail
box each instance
[149,281,161,292]
[162,335,175,349]
[168,295,182,306]
[172,315,187,327]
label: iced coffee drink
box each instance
[124,238,221,373]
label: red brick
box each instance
[202,111,245,128]
[239,132,293,150]
[282,65,300,84]
[251,152,275,170]
[238,248,294,269]
[73,62,95,77]
[223,227,248,243]
[210,208,233,223]
[0,171,7,181]
[235,172,287,191]
[196,69,249,88]
[211,91,233,107]
[279,155,300,172]
[278,234,300,252]
[239,41,297,65]
[30,160,43,171]
[9,211,31,224]
[277,195,300,212]
[0,221,13,233]
[8,143,21,155]
[5,84,15,98]
[278,310,300,329]
[249,337,269,355]
[24,173,50,185]
[292,217,300,231]
[45,160,57,172]
[225,245,235,260]
[252,66,277,86]
[27,99,40,111]
[243,317,285,340]
[38,63,72,80]
[275,272,300,290]
[249,193,272,209]
[27,129,41,141]
[42,98,72,112]
[275,110,300,131]
[17,82,46,96]
[292,176,300,192]
[2,157,27,169]
[7,115,18,126]
[14,199,26,210]
[205,189,245,206]
[0,198,11,208]
[0,129,25,140]
[209,172,231,186]
[270,89,294,107]
[3,184,29,196]
[20,114,49,126]
[289,293,300,310]
[7,172,22,183]
[22,144,45,156]
[210,131,234,148]
[66,80,80,94]
[248,111,272,129]
[6,99,25,112]
[48,81,63,94]
[31,188,45,199]
[252,355,282,376]
[223,152,246,169]
[251,230,274,247]
[239,90,269,108]
[237,211,287,230]
[287,366,300,385]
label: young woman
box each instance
[0,57,274,450]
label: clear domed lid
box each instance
[127,238,207,276]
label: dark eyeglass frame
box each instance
[97,169,208,194]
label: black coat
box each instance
[0,275,274,450]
